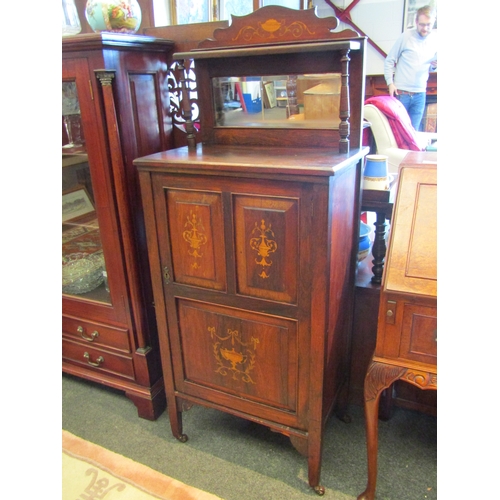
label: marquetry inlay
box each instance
[209,326,260,384]
[250,219,278,279]
[182,209,208,269]
[232,18,316,43]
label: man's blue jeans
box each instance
[397,92,426,131]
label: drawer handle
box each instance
[385,301,396,325]
[77,326,99,342]
[84,352,104,367]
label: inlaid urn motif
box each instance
[250,219,277,279]
[209,326,259,384]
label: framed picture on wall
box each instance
[263,82,277,108]
[403,0,437,30]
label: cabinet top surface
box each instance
[174,39,363,61]
[134,144,368,177]
[401,151,437,167]
[62,32,175,52]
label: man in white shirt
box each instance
[384,5,437,130]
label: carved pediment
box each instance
[197,6,360,49]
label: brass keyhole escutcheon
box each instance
[84,352,104,367]
[77,326,99,342]
[163,266,171,284]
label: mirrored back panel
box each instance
[213,73,341,129]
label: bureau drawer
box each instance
[62,338,135,379]
[62,316,130,353]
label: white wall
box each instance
[313,0,406,75]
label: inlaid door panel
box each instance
[175,298,299,413]
[233,194,299,303]
[166,188,226,290]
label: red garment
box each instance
[364,96,423,151]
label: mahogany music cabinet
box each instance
[135,7,368,494]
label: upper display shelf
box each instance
[173,39,361,60]
[172,6,367,153]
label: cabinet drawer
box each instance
[62,316,130,353]
[62,338,135,379]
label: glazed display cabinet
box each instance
[62,33,174,419]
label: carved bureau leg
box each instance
[357,361,406,500]
[358,361,437,500]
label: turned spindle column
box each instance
[339,48,351,154]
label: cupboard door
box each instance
[155,183,227,291]
[174,299,299,415]
[63,58,129,322]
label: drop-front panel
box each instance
[136,143,367,493]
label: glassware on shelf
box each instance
[62,0,82,36]
[62,82,84,148]
[62,252,105,294]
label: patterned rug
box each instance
[62,430,223,500]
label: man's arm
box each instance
[430,52,437,71]
[384,34,404,94]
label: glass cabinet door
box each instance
[62,80,111,304]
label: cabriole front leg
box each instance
[357,361,406,500]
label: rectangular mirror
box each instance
[213,73,342,129]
